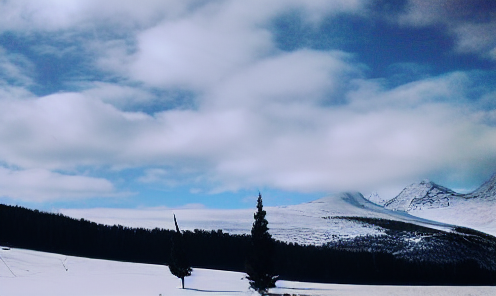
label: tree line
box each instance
[1,202,495,286]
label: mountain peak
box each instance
[384,180,459,212]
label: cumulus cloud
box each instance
[0,92,134,170]
[207,50,358,109]
[207,92,496,196]
[100,0,367,91]
[81,82,158,110]
[128,13,273,90]
[1,54,496,201]
[0,167,116,202]
[0,0,193,33]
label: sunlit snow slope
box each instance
[384,174,496,236]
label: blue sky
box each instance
[0,0,495,210]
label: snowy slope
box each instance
[1,247,494,296]
[384,174,496,236]
[62,192,455,246]
[466,174,496,201]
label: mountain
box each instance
[465,173,496,201]
[384,180,461,211]
[383,174,496,236]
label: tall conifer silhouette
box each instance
[246,193,278,295]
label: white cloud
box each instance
[207,50,358,109]
[396,0,496,60]
[347,72,469,110]
[97,0,367,91]
[0,0,194,33]
[127,7,273,90]
[0,92,148,170]
[0,47,35,87]
[0,167,116,202]
[81,82,158,110]
[0,0,495,204]
[453,22,496,59]
[1,58,496,201]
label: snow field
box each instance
[1,248,495,296]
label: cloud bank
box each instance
[0,0,495,204]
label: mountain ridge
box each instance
[378,174,496,236]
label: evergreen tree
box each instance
[246,193,278,295]
[169,214,192,289]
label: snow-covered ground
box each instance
[1,247,494,296]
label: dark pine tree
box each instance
[169,214,192,289]
[246,193,278,295]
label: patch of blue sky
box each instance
[2,186,325,212]
[0,32,95,95]
[133,88,198,114]
[123,186,326,210]
[0,30,137,97]
[101,166,327,209]
[270,11,493,87]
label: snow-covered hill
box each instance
[383,174,496,236]
[1,247,494,296]
[62,192,455,246]
[59,174,496,245]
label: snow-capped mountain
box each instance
[383,174,496,236]
[384,180,461,211]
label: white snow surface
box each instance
[409,197,496,236]
[384,180,458,211]
[61,192,454,246]
[384,175,496,236]
[1,247,494,296]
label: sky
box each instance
[0,0,495,210]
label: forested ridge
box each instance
[1,203,495,285]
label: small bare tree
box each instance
[169,214,192,289]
